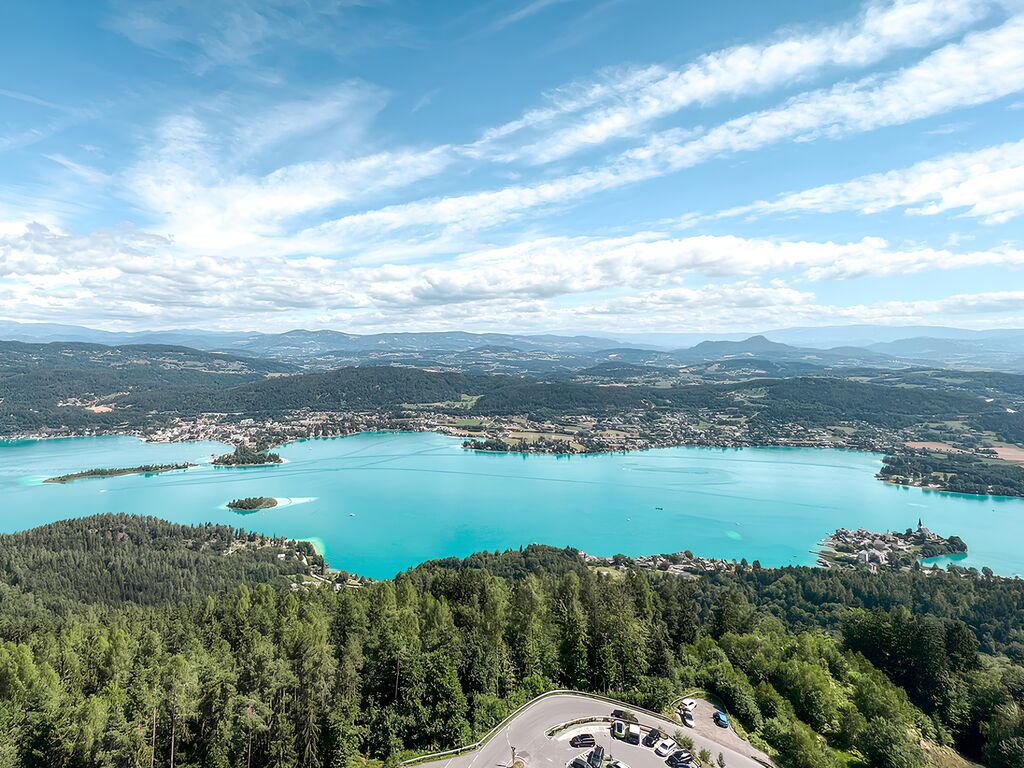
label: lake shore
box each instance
[3,433,1023,578]
[8,422,1024,500]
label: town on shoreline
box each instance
[11,404,1024,499]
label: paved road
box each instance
[417,694,772,768]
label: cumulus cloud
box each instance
[3,222,1021,330]
[9,1,1024,334]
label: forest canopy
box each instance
[0,520,1022,768]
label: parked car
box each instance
[611,720,626,740]
[626,724,641,745]
[642,728,663,748]
[612,709,638,723]
[666,750,693,767]
[571,734,596,749]
[588,746,605,768]
[713,711,729,729]
[679,698,697,712]
[571,758,591,768]
[681,711,695,728]
[654,739,676,757]
[609,761,630,768]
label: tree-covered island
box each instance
[43,463,194,483]
[212,443,283,466]
[226,496,278,511]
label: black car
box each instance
[571,735,596,749]
[571,758,590,768]
[588,745,605,768]
[666,750,692,767]
[611,709,637,723]
[642,729,662,748]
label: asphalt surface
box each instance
[417,694,772,768]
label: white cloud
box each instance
[309,16,1024,248]
[647,15,1024,169]
[716,139,1024,224]
[476,0,996,163]
[124,110,454,253]
[3,222,1021,330]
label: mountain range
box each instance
[1,320,1022,372]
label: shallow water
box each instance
[2,432,1022,578]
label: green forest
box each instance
[879,451,1024,497]
[213,445,283,466]
[1,517,1023,768]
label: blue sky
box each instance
[1,0,1023,333]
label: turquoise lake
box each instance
[2,432,1023,579]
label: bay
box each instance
[2,432,1022,579]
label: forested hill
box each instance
[0,514,321,614]
[1,338,1019,438]
[153,366,996,423]
[0,341,291,431]
[1,520,1023,767]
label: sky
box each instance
[1,0,1023,334]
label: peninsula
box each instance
[44,463,194,483]
[817,522,967,571]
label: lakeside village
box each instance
[33,405,905,457]
[280,522,974,597]
[577,521,969,578]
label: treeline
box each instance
[1,529,1023,767]
[702,565,1024,660]
[879,450,1024,497]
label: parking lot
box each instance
[416,693,772,768]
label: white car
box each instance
[609,761,630,768]
[654,739,676,757]
[682,711,695,728]
[680,698,697,712]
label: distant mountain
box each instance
[672,335,900,367]
[759,324,1024,349]
[224,329,626,358]
[868,334,1024,372]
[3,319,1024,372]
[0,320,252,348]
[607,325,1024,351]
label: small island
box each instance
[212,444,283,466]
[817,521,967,571]
[44,463,194,484]
[226,496,279,511]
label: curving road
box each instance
[416,694,772,768]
